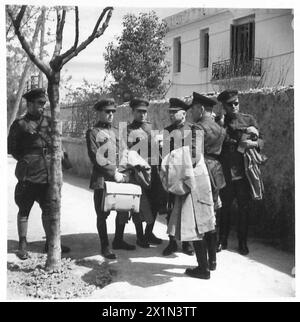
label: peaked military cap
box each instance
[217,89,239,103]
[169,98,189,111]
[93,98,116,111]
[191,92,217,108]
[22,88,47,102]
[129,98,149,111]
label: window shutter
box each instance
[205,32,209,68]
[231,24,234,60]
[249,22,255,60]
[178,40,181,72]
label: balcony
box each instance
[211,58,262,81]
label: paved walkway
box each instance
[7,157,295,300]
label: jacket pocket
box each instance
[15,159,29,181]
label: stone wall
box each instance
[62,87,294,251]
[62,137,91,178]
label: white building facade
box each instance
[163,8,294,98]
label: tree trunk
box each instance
[45,71,62,271]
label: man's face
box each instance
[98,109,115,124]
[133,109,147,123]
[169,109,186,124]
[27,97,47,117]
[191,103,204,122]
[223,97,240,116]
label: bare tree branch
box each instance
[51,7,67,60]
[15,5,26,27]
[7,8,39,40]
[61,7,113,66]
[60,7,79,60]
[8,11,43,130]
[7,6,51,76]
[91,6,112,38]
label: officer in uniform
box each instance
[125,98,162,248]
[217,90,263,255]
[161,98,195,257]
[189,92,226,271]
[86,99,135,259]
[8,88,70,260]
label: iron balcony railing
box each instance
[211,58,262,81]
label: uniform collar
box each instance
[25,112,42,121]
[199,115,213,123]
[172,120,185,129]
[132,120,146,127]
[96,121,112,129]
[225,113,239,123]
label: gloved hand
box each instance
[239,139,258,150]
[114,170,125,183]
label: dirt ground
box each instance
[7,156,295,300]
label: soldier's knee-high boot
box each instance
[205,231,217,271]
[185,240,210,279]
[135,220,149,248]
[182,241,194,256]
[17,214,29,260]
[112,214,135,251]
[162,235,178,256]
[95,215,116,259]
[145,221,162,245]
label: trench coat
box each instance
[161,146,215,241]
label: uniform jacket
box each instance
[197,115,226,194]
[8,113,51,184]
[123,120,156,223]
[86,121,121,190]
[220,113,264,184]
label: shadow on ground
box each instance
[63,171,91,191]
[8,226,295,291]
[8,233,189,289]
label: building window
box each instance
[173,37,181,73]
[231,16,255,64]
[200,29,209,68]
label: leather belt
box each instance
[205,154,219,160]
[24,148,51,156]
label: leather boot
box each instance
[182,241,194,256]
[205,232,217,271]
[101,246,117,260]
[94,214,115,258]
[185,240,210,279]
[216,237,227,253]
[112,219,135,251]
[135,221,149,248]
[162,236,178,256]
[145,223,162,245]
[238,239,249,255]
[17,237,29,260]
[17,215,29,260]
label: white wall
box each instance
[164,9,294,98]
